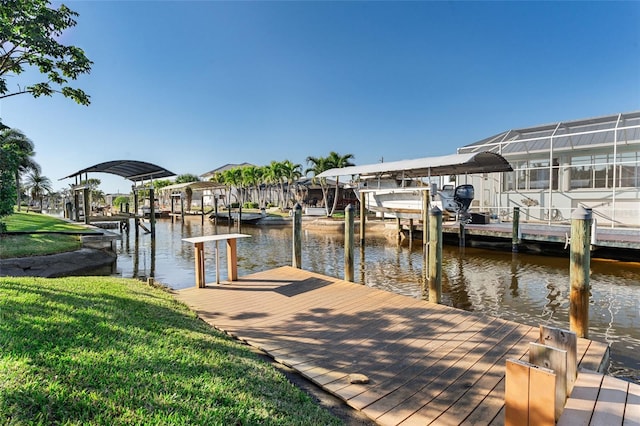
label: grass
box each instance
[2,211,92,233]
[0,276,342,425]
[0,234,81,259]
[0,212,91,259]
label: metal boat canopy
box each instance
[316,151,512,179]
[62,160,175,183]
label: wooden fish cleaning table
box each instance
[182,233,250,287]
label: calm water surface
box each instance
[109,217,640,384]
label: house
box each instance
[456,111,640,227]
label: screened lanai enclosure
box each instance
[457,111,640,228]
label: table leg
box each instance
[194,241,205,288]
[227,238,238,281]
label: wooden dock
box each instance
[174,266,612,425]
[440,221,640,251]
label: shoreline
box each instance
[0,248,116,278]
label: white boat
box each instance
[318,152,512,220]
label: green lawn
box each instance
[0,212,91,259]
[2,211,93,233]
[0,276,342,425]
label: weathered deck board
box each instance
[174,266,610,425]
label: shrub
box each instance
[243,201,259,209]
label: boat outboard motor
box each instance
[454,184,474,220]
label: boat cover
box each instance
[316,151,513,179]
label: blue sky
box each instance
[2,1,639,194]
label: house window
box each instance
[570,156,592,189]
[529,160,550,190]
[618,151,640,188]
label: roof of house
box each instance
[458,111,640,156]
[200,163,254,178]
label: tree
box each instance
[0,0,92,105]
[24,170,52,209]
[325,151,355,216]
[0,140,19,226]
[220,168,242,205]
[280,160,302,207]
[0,128,39,211]
[241,165,263,206]
[174,174,200,210]
[175,174,201,184]
[79,177,103,207]
[305,155,331,216]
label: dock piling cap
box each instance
[571,206,592,220]
[430,205,442,215]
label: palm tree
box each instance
[305,155,331,215]
[175,173,200,210]
[0,128,40,211]
[24,170,52,210]
[221,168,243,205]
[280,160,302,207]
[264,161,285,208]
[325,151,355,216]
[241,165,263,207]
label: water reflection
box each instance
[110,217,640,384]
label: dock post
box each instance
[512,207,520,252]
[345,204,354,282]
[133,189,139,237]
[359,199,366,246]
[459,221,465,247]
[73,190,80,221]
[83,187,90,225]
[570,206,592,338]
[149,187,155,238]
[201,193,205,225]
[396,217,402,243]
[180,196,185,222]
[171,196,175,223]
[214,196,218,226]
[408,218,414,247]
[292,203,302,268]
[428,206,442,303]
[423,190,429,279]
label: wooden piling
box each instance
[359,199,366,246]
[512,206,520,252]
[345,204,354,282]
[408,218,414,247]
[149,187,155,238]
[428,206,442,303]
[133,189,139,237]
[570,206,592,338]
[213,196,218,226]
[292,203,302,268]
[82,187,90,225]
[423,189,429,278]
[396,217,402,243]
[73,191,80,221]
[201,193,205,225]
[170,196,175,223]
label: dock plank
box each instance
[174,266,611,426]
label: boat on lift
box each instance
[317,151,512,221]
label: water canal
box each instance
[107,216,640,384]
